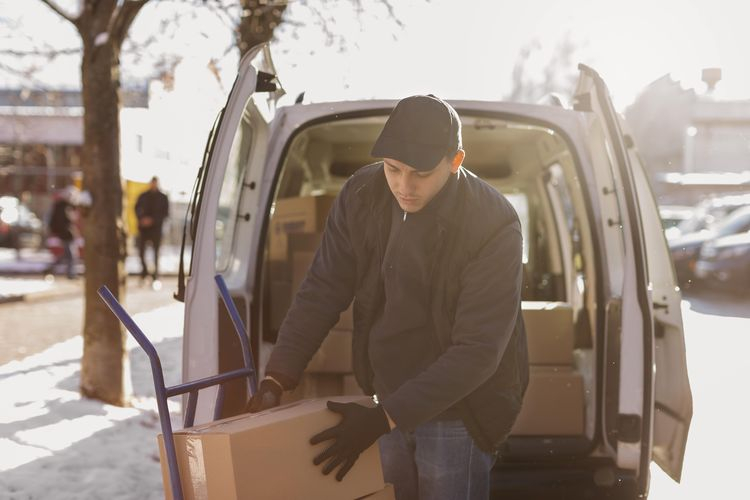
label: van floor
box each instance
[490,461,639,500]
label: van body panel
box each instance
[574,64,691,483]
[622,120,693,482]
[180,62,691,495]
[183,47,263,424]
[574,66,649,477]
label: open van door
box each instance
[180,45,280,424]
[573,65,692,484]
[621,119,693,482]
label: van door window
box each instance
[215,112,255,271]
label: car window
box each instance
[215,103,255,271]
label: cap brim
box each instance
[371,134,445,171]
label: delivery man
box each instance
[247,94,528,500]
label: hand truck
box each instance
[98,274,258,500]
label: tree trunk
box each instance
[78,37,129,407]
[237,0,286,58]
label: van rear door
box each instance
[621,120,693,482]
[181,45,277,424]
[574,65,691,483]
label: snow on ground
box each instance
[0,303,184,500]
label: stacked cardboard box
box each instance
[266,196,333,336]
[265,194,361,402]
[158,397,385,500]
[511,302,585,436]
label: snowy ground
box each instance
[0,303,184,500]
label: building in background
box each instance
[0,88,148,220]
[627,69,750,206]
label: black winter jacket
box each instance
[266,162,529,452]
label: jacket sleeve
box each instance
[264,185,358,387]
[381,218,523,431]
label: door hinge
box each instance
[617,414,642,443]
[256,71,277,93]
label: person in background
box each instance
[135,176,169,282]
[45,190,77,279]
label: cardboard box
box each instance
[521,302,575,365]
[269,195,335,261]
[343,374,365,396]
[307,329,353,373]
[288,231,324,257]
[359,483,395,499]
[337,304,354,330]
[158,397,384,500]
[510,367,584,436]
[281,373,346,404]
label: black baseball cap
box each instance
[371,94,462,171]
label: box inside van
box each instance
[179,47,692,499]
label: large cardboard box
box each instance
[510,367,584,436]
[521,301,575,365]
[269,195,335,261]
[158,397,384,500]
[359,483,396,499]
[306,329,353,373]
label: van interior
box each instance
[252,113,602,469]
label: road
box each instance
[0,278,747,498]
[0,277,178,365]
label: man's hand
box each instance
[140,216,153,227]
[309,401,391,481]
[245,378,283,413]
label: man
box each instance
[248,95,528,499]
[135,176,169,281]
[45,189,77,279]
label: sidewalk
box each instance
[0,302,184,500]
[0,246,189,303]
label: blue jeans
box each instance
[378,419,495,500]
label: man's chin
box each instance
[398,201,423,213]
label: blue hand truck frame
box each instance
[98,275,258,500]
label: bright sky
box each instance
[2,0,750,110]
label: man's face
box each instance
[383,154,460,213]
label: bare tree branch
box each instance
[0,60,49,90]
[111,0,150,49]
[380,0,405,28]
[38,0,78,25]
[0,47,81,57]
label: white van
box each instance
[177,47,692,498]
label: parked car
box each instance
[174,48,691,498]
[669,205,750,286]
[665,192,750,241]
[0,195,43,250]
[694,228,750,292]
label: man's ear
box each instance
[450,150,465,173]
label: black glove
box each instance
[245,377,283,413]
[309,401,391,481]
